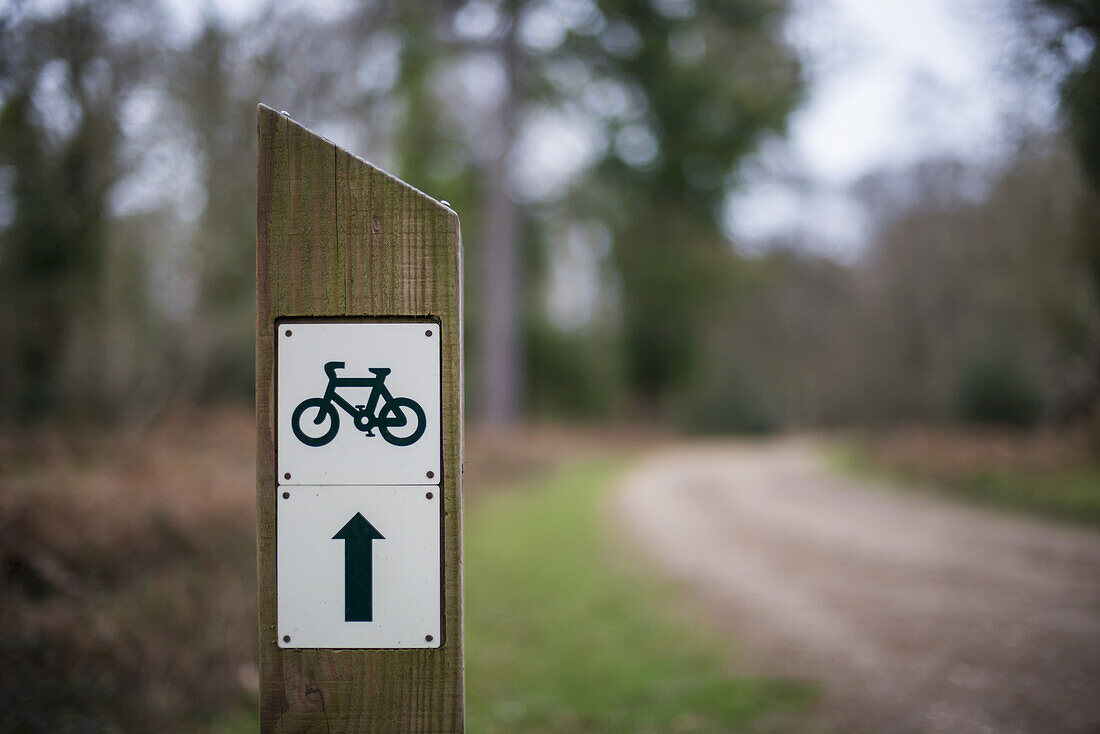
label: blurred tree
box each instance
[307,0,802,423]
[598,2,805,411]
[1028,0,1100,428]
[557,1,802,412]
[956,345,1042,428]
[852,142,1097,425]
[353,1,797,422]
[170,19,263,400]
[1035,1,1100,186]
[152,4,400,401]
[0,0,801,426]
[0,1,160,421]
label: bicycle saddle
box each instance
[368,367,391,377]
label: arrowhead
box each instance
[333,512,385,541]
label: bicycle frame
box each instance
[320,361,396,433]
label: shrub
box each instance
[956,350,1043,427]
[679,375,778,435]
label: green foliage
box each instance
[956,348,1043,427]
[1032,1,1100,425]
[466,461,814,732]
[197,340,255,402]
[9,0,1095,432]
[594,2,803,401]
[0,2,165,421]
[1038,1,1100,188]
[1064,53,1100,187]
[0,0,803,423]
[960,464,1100,525]
[829,440,1100,526]
[615,215,740,398]
[211,711,261,734]
[680,385,778,435]
[0,24,107,419]
[525,324,622,419]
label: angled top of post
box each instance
[257,104,457,218]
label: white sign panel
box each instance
[277,485,441,649]
[277,321,441,485]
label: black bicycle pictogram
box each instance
[291,361,426,448]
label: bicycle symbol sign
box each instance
[292,362,426,448]
[277,321,441,486]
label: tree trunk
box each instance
[478,28,521,424]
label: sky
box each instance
[724,0,1060,258]
[790,0,1020,184]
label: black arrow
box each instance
[332,512,385,622]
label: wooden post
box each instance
[256,104,464,732]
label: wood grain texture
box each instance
[256,104,464,733]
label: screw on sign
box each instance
[291,361,427,447]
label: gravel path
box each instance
[612,440,1100,734]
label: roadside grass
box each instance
[6,414,816,732]
[827,441,1100,527]
[210,711,259,734]
[466,460,814,733]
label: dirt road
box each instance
[612,440,1100,734]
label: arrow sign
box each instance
[333,512,385,622]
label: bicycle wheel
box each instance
[377,397,426,447]
[291,398,340,447]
